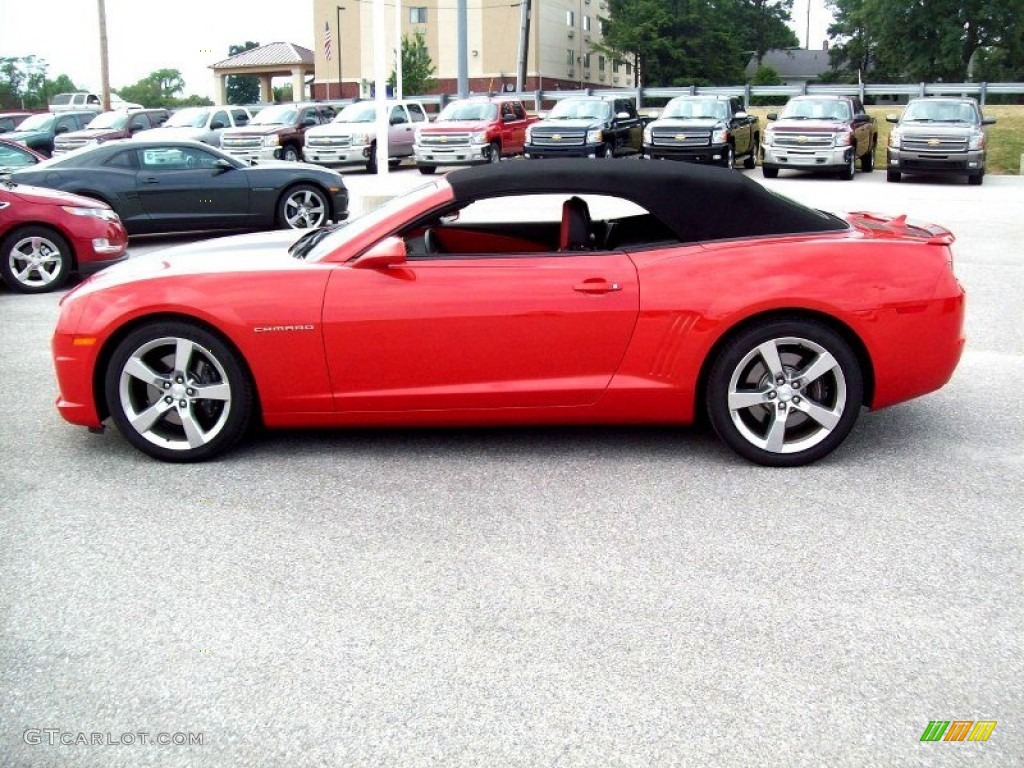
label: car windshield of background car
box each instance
[664,99,726,119]
[903,101,974,123]
[86,112,129,130]
[438,103,498,121]
[304,181,443,262]
[16,114,55,132]
[251,106,297,125]
[0,144,37,171]
[165,108,210,128]
[336,103,377,123]
[549,100,611,120]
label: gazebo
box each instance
[210,42,315,105]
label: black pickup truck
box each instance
[642,95,760,168]
[524,96,643,159]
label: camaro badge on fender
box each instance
[253,325,316,333]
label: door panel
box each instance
[322,252,640,411]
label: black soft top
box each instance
[447,160,847,242]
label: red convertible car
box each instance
[51,161,965,465]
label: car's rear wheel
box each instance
[887,169,901,183]
[280,144,299,162]
[0,226,72,293]
[277,184,329,229]
[706,319,863,466]
[762,167,779,179]
[104,322,253,462]
[840,153,856,180]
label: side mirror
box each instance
[353,236,407,269]
[210,121,226,130]
[735,111,748,119]
[982,116,996,125]
[302,117,316,127]
[885,114,899,124]
[854,112,869,121]
[537,111,548,119]
[766,112,778,121]
[616,111,630,120]
[55,125,69,134]
[214,158,234,172]
[390,115,406,125]
[646,109,661,120]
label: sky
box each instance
[1,0,833,100]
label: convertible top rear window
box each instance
[447,161,848,243]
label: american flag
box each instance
[324,21,333,61]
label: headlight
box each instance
[586,128,603,144]
[711,128,729,144]
[414,128,423,142]
[62,206,119,222]
[833,130,853,147]
[888,129,902,148]
[968,131,985,150]
[350,132,368,146]
[763,126,774,145]
[470,131,488,145]
[642,126,652,144]
[263,134,280,147]
[525,125,533,143]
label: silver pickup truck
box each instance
[303,100,429,173]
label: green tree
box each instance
[272,83,293,102]
[750,64,787,105]
[226,41,261,104]
[118,68,186,107]
[389,31,437,96]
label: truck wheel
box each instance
[602,142,615,159]
[968,171,984,186]
[839,153,855,180]
[418,165,436,175]
[366,143,378,174]
[281,145,299,162]
[860,145,875,172]
[886,170,901,183]
[762,167,779,179]
[722,144,735,169]
[488,142,501,164]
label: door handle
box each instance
[141,177,159,184]
[574,278,622,294]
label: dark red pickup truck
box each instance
[412,97,536,174]
[219,103,335,164]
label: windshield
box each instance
[16,113,55,131]
[50,94,74,105]
[437,102,497,121]
[252,105,297,125]
[781,99,851,121]
[548,100,611,120]
[663,98,728,119]
[86,112,129,130]
[302,181,443,262]
[901,100,977,124]
[166,108,210,128]
[335,103,378,123]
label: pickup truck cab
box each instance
[220,103,334,164]
[643,95,759,168]
[885,97,994,185]
[53,108,170,156]
[761,95,877,180]
[413,97,534,174]
[135,106,253,147]
[525,96,642,159]
[304,100,428,173]
[49,92,143,113]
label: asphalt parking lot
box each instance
[2,165,1022,766]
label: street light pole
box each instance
[337,5,345,99]
[98,0,111,111]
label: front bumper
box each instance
[643,144,730,163]
[221,145,282,164]
[887,148,985,175]
[302,145,371,166]
[414,143,492,166]
[761,144,852,171]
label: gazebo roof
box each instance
[210,42,315,71]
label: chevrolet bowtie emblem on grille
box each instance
[440,136,448,143]
[928,138,941,146]
[675,134,687,141]
[552,134,563,141]
[797,135,808,143]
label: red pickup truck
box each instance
[413,97,536,174]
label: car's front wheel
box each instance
[887,169,901,183]
[0,226,73,293]
[762,166,779,179]
[488,141,501,164]
[104,322,253,462]
[280,144,300,162]
[840,153,856,180]
[723,144,735,169]
[277,185,329,229]
[706,319,863,466]
[418,165,437,175]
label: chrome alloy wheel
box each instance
[8,234,65,289]
[117,336,233,452]
[282,188,327,228]
[726,336,847,455]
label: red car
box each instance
[51,161,965,465]
[1,180,128,293]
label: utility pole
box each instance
[394,0,403,99]
[516,0,531,92]
[457,0,469,97]
[98,0,111,111]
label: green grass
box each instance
[746,104,1024,175]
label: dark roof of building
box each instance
[746,49,832,80]
[210,43,315,70]
[447,160,847,242]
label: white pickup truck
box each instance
[303,100,429,173]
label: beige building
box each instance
[311,0,634,99]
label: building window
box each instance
[410,7,427,23]
[566,49,574,65]
[598,55,605,71]
[612,60,621,73]
[625,62,633,75]
[566,10,574,26]
[583,53,591,68]
[583,15,591,32]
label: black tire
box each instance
[723,144,735,169]
[860,144,875,172]
[104,321,253,462]
[968,171,984,186]
[280,144,300,162]
[743,148,756,169]
[762,167,779,179]
[602,142,615,159]
[706,318,863,467]
[366,143,378,174]
[886,170,901,183]
[418,165,437,175]
[277,184,329,229]
[0,225,73,293]
[839,153,856,180]
[488,141,501,164]
[388,157,402,169]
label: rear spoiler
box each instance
[847,211,955,245]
